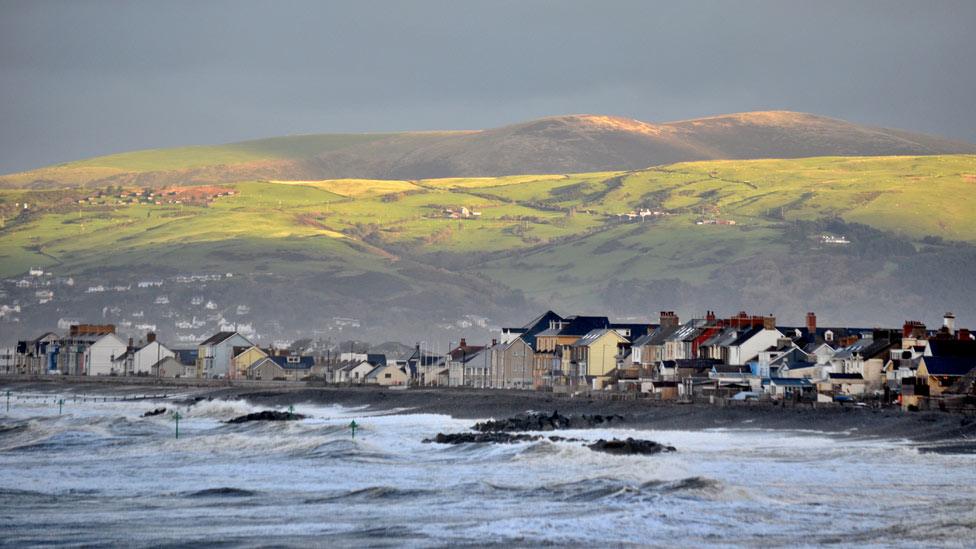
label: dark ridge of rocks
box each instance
[546,435,584,442]
[141,408,167,417]
[472,411,625,432]
[423,432,543,444]
[225,410,306,424]
[185,487,258,498]
[587,438,676,456]
[423,432,587,444]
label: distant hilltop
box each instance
[4,110,976,188]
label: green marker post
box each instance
[58,399,64,415]
[172,411,182,439]
[288,405,295,419]
[5,390,9,412]
[349,420,358,439]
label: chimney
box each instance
[763,315,776,330]
[147,332,156,344]
[959,328,971,341]
[806,312,817,334]
[902,320,926,339]
[705,311,716,322]
[127,337,133,348]
[459,338,467,348]
[943,312,956,335]
[491,338,498,346]
[660,311,679,328]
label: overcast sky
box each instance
[1,0,974,173]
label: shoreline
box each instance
[3,379,975,451]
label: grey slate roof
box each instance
[632,324,681,347]
[199,331,237,346]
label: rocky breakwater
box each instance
[472,411,625,432]
[141,408,167,417]
[225,410,307,424]
[426,412,675,455]
[588,438,676,456]
[423,433,584,444]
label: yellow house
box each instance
[365,363,409,386]
[233,345,268,378]
[571,329,629,380]
[917,356,975,396]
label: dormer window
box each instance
[287,356,300,364]
[825,330,834,342]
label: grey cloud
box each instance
[1,0,974,172]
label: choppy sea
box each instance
[1,388,974,547]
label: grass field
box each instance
[2,155,975,326]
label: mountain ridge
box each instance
[3,111,974,188]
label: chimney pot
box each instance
[944,312,956,335]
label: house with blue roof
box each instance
[247,354,314,381]
[917,356,976,396]
[762,377,815,400]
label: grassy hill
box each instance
[4,111,974,189]
[2,154,975,344]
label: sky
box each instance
[1,0,974,173]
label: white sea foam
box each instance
[0,390,974,547]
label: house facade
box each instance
[490,337,535,389]
[130,339,175,375]
[197,332,254,379]
[84,333,128,376]
[365,363,409,386]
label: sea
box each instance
[1,389,974,547]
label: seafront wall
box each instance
[0,373,307,390]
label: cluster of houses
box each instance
[75,186,236,207]
[442,207,482,219]
[615,208,670,221]
[5,325,406,386]
[6,310,976,411]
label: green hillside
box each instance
[1,154,975,342]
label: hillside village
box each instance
[5,309,975,413]
[0,266,389,346]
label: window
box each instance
[385,373,392,379]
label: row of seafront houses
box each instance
[6,326,404,386]
[433,310,976,409]
[6,310,976,409]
